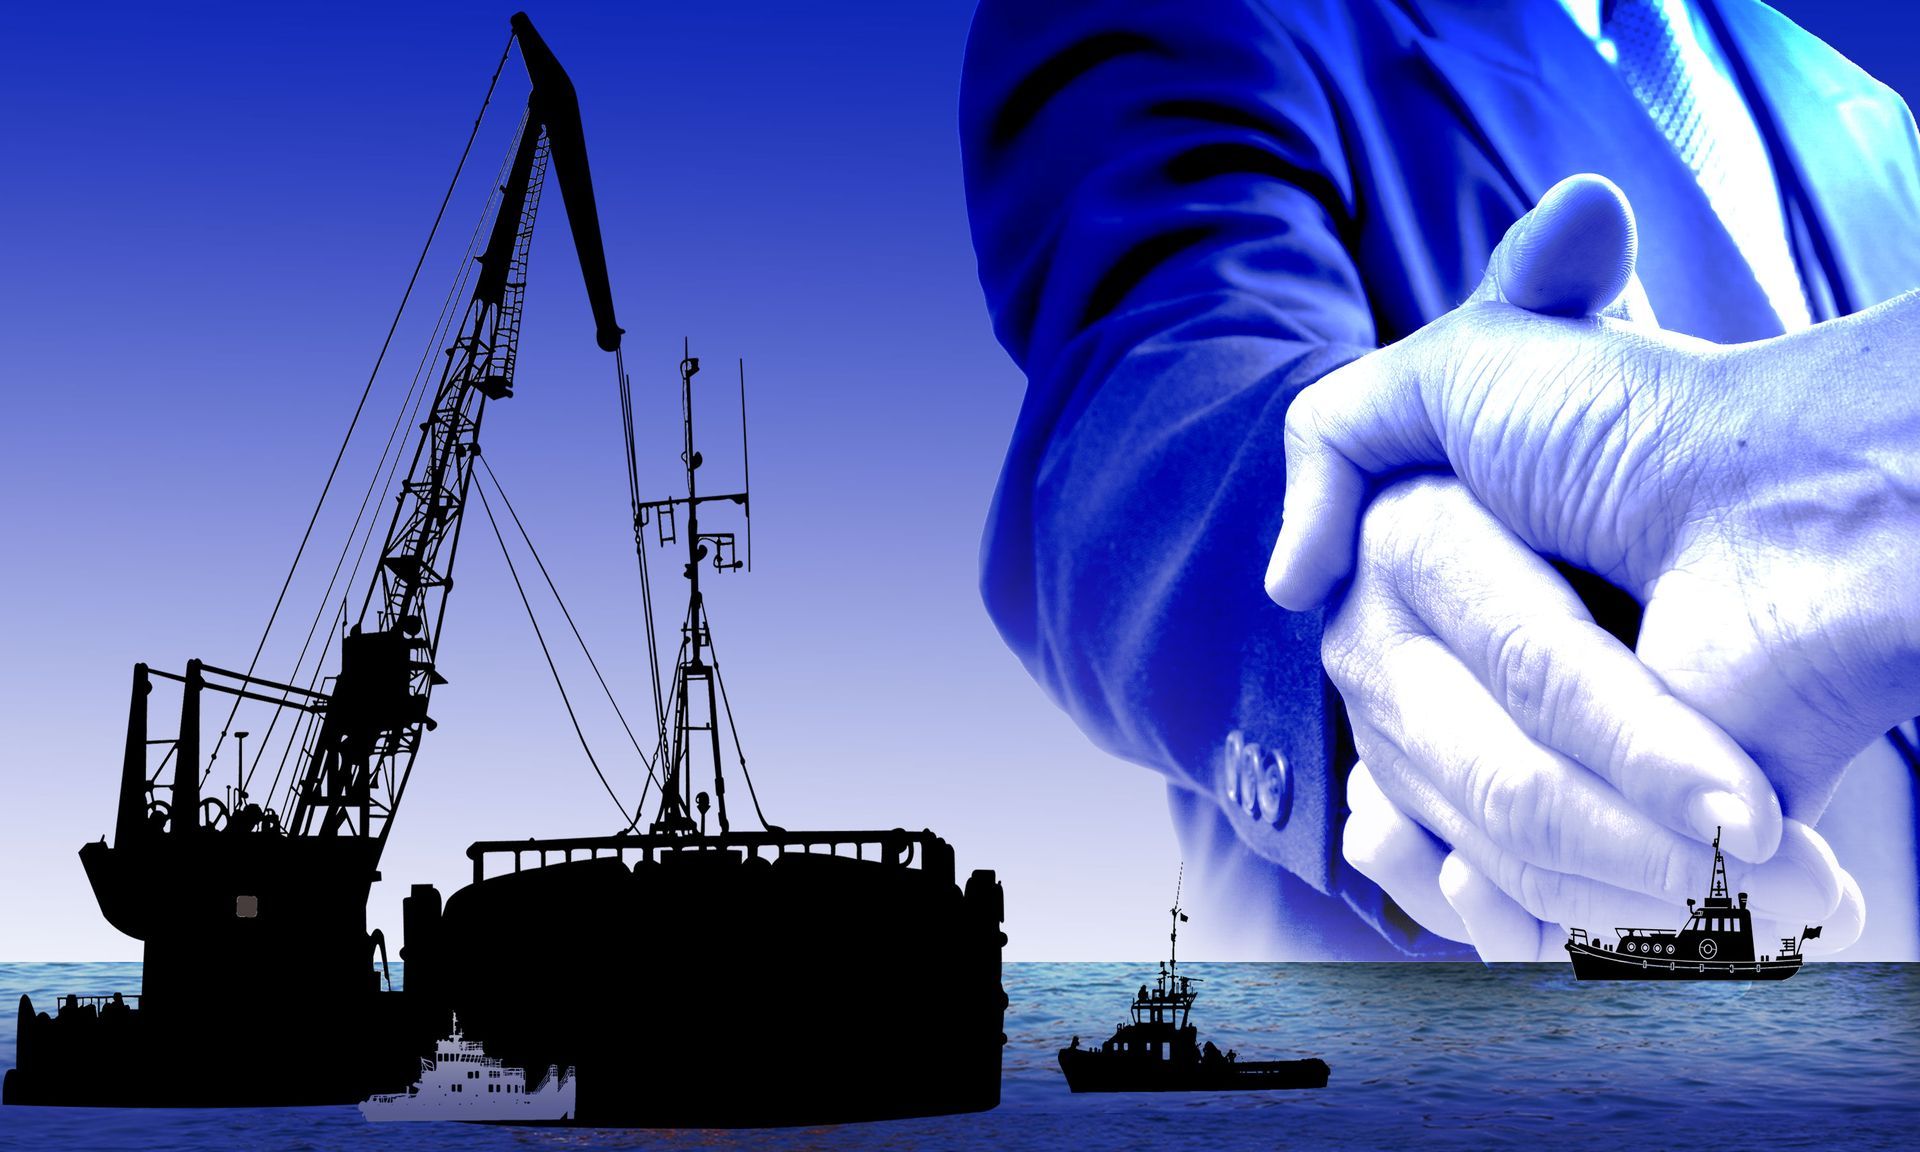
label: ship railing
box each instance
[465,828,955,885]
[48,993,141,1016]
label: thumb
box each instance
[1472,173,1639,317]
[1266,174,1642,610]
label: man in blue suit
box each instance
[960,0,1920,957]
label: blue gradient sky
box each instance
[0,0,1909,962]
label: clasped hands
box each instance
[1266,175,1920,959]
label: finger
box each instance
[1366,737,1729,934]
[1384,480,1781,861]
[1439,851,1550,961]
[1472,173,1639,317]
[1342,760,1471,941]
[1267,174,1643,610]
[1719,822,1849,925]
[1355,631,1838,920]
[1371,746,1845,930]
[1266,353,1421,612]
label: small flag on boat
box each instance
[1802,925,1822,940]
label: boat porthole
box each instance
[1626,942,1635,953]
[1666,944,1675,955]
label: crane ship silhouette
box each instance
[3,13,1005,1126]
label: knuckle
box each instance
[1354,497,1402,567]
[1282,387,1327,449]
[1475,760,1555,864]
[1486,619,1550,731]
[1356,485,1435,585]
[1349,725,1401,782]
[1320,616,1367,696]
[1506,859,1565,923]
[1353,736,1420,810]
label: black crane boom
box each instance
[282,14,624,844]
[510,11,623,353]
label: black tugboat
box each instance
[1566,829,1819,981]
[1057,874,1328,1093]
[4,12,1005,1125]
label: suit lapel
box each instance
[1396,0,1784,342]
[1703,0,1920,317]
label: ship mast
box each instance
[634,345,755,836]
[1169,863,1186,979]
[1708,827,1729,902]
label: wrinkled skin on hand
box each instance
[1270,175,1920,823]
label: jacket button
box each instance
[1223,731,1261,820]
[1258,748,1291,830]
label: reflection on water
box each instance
[2,961,1913,1150]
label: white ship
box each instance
[359,1016,575,1123]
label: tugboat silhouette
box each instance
[1565,829,1821,981]
[1057,870,1328,1092]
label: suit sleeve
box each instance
[960,0,1378,897]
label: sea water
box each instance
[0,961,1913,1150]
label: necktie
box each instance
[1603,0,1811,329]
[1605,0,1714,175]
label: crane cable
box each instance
[206,31,520,790]
[615,346,671,770]
[477,454,665,794]
[472,470,643,829]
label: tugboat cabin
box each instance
[1612,830,1758,963]
[1099,963,1200,1062]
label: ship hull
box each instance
[1566,940,1804,981]
[1057,1050,1329,1093]
[2,836,433,1108]
[360,1082,575,1123]
[2,989,424,1107]
[426,830,1007,1127]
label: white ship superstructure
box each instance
[359,1016,574,1123]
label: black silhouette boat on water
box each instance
[1057,876,1328,1094]
[1566,830,1819,981]
[4,13,1004,1126]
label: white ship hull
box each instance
[359,1071,574,1123]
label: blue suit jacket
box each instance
[960,0,1920,956]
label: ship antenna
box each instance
[1709,826,1729,901]
[1169,863,1186,979]
[738,359,751,573]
